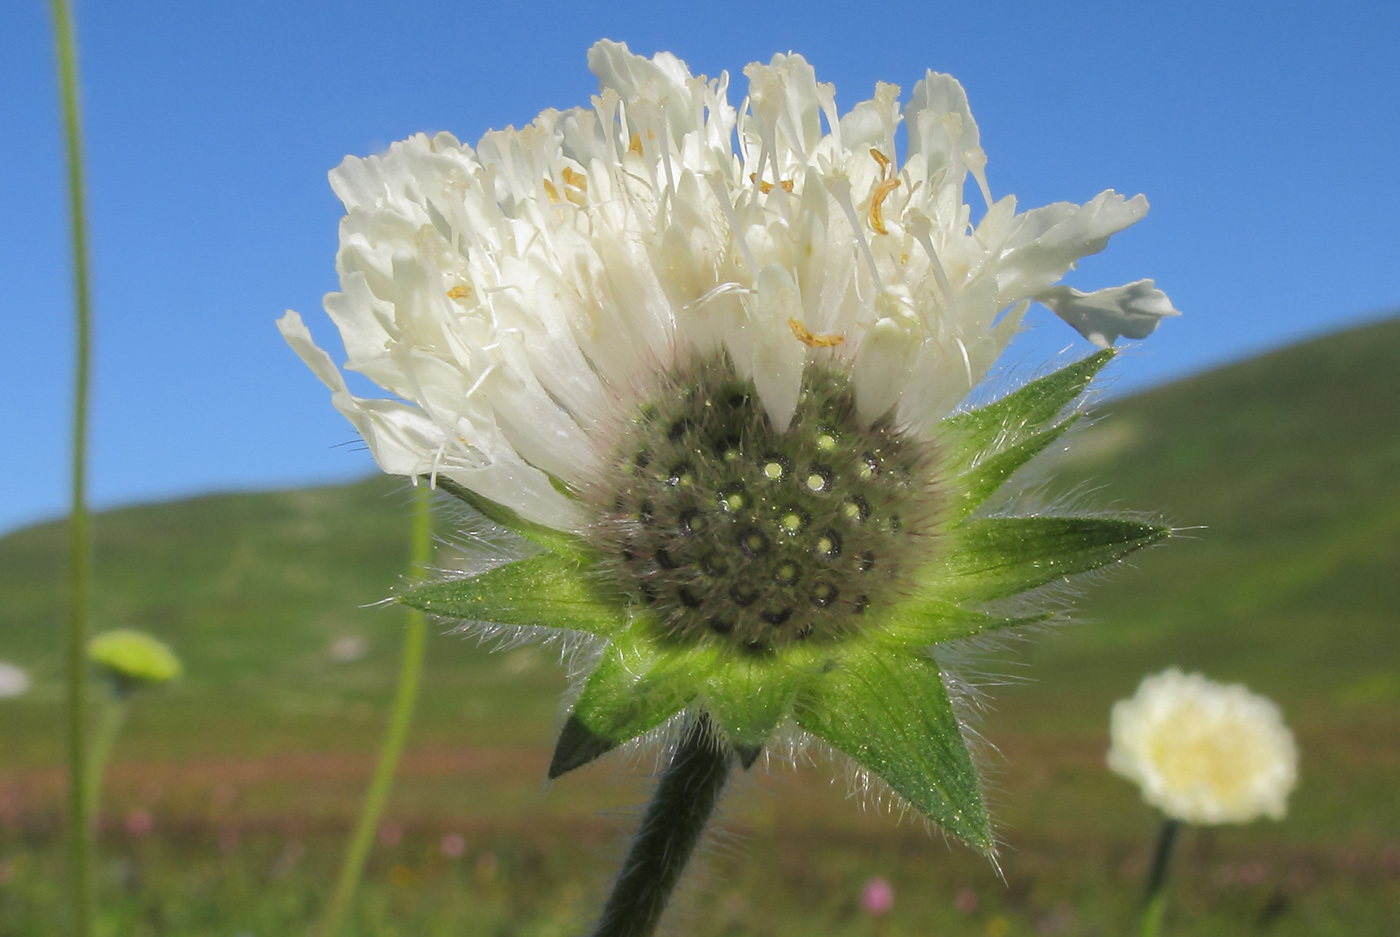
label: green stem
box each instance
[85,692,130,820]
[1140,818,1181,937]
[318,484,433,937]
[49,0,95,933]
[588,714,733,937]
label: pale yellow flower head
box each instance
[88,630,183,687]
[1108,668,1298,825]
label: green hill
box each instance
[1033,312,1400,693]
[989,314,1400,855]
[2,315,1397,936]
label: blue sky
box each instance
[2,0,1397,535]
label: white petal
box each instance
[1036,279,1180,348]
[323,272,394,371]
[746,264,808,432]
[277,311,585,531]
[898,300,1028,432]
[906,71,991,206]
[998,191,1149,299]
[588,40,699,150]
[838,81,902,158]
[743,53,828,166]
[851,293,922,423]
[279,310,447,475]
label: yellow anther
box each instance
[870,148,891,175]
[869,176,902,235]
[552,167,587,206]
[868,148,901,235]
[749,172,795,194]
[561,166,587,192]
[788,318,845,348]
[628,132,643,155]
[446,285,472,300]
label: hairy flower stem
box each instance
[1140,819,1181,937]
[50,0,95,932]
[589,714,735,937]
[84,690,131,820]
[318,485,433,937]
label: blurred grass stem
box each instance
[319,484,432,937]
[1140,818,1180,937]
[50,0,95,932]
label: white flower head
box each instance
[279,40,1176,533]
[282,41,1180,851]
[329,634,368,663]
[1108,669,1298,825]
[0,661,30,699]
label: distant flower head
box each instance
[88,630,183,688]
[440,831,467,859]
[125,807,154,838]
[861,877,894,916]
[329,634,368,662]
[1108,669,1298,825]
[0,661,30,699]
[281,40,1176,854]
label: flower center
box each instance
[594,354,942,650]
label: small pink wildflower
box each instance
[440,832,466,859]
[861,877,894,916]
[125,807,153,837]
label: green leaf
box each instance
[949,415,1080,519]
[941,349,1113,475]
[399,554,626,637]
[875,598,1051,647]
[432,476,593,560]
[700,647,824,750]
[549,637,702,777]
[936,516,1170,603]
[795,645,992,851]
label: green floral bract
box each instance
[402,350,1167,852]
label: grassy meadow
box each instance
[2,317,1398,936]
